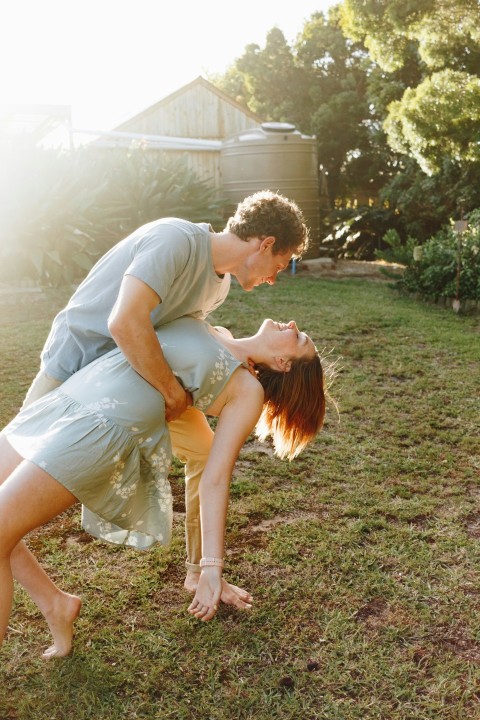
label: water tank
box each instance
[220,122,321,259]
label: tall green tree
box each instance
[341,0,480,173]
[214,28,313,128]
[214,8,394,205]
[213,0,480,253]
[295,9,373,201]
[385,69,480,174]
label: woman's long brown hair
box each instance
[254,353,326,460]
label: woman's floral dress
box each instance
[4,317,244,549]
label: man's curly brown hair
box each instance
[225,190,309,258]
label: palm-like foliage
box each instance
[1,139,222,286]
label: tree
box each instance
[214,28,313,127]
[340,0,480,73]
[212,0,480,254]
[214,8,393,204]
[385,70,480,174]
[295,9,374,201]
[340,0,480,172]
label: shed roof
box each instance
[113,75,261,132]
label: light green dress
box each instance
[4,317,245,550]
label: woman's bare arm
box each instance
[188,370,264,621]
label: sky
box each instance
[1,0,338,134]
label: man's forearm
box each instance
[113,321,176,395]
[110,320,190,420]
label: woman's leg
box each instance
[0,438,78,654]
[10,543,82,658]
[0,434,81,657]
[13,377,81,655]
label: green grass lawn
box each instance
[1,276,479,720]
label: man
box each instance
[23,189,309,609]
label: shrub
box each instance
[0,139,223,286]
[375,228,415,267]
[322,206,405,260]
[85,147,225,253]
[394,210,480,303]
[0,137,100,285]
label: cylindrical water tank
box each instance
[220,122,320,259]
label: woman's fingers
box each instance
[188,571,222,621]
[187,600,218,621]
[197,604,217,622]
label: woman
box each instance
[0,316,328,658]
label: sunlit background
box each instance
[1,0,337,133]
[0,0,339,281]
[2,0,477,300]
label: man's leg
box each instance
[22,369,62,409]
[169,408,253,610]
[169,408,213,573]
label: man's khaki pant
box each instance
[23,369,212,572]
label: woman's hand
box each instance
[187,567,222,622]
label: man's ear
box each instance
[274,356,292,373]
[260,236,275,253]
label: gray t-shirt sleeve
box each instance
[124,227,191,302]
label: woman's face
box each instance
[258,319,317,362]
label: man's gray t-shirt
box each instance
[41,218,230,381]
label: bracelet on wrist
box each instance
[200,557,224,568]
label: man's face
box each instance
[234,237,293,291]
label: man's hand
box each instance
[165,385,193,422]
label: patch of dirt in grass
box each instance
[435,627,480,664]
[295,258,404,282]
[382,513,431,529]
[233,532,269,552]
[26,506,81,550]
[233,460,256,475]
[249,511,319,533]
[354,597,390,626]
[412,646,432,669]
[152,584,189,609]
[464,512,480,538]
[353,597,412,632]
[242,439,275,456]
[468,482,480,498]
[227,513,312,567]
[66,532,95,546]
[170,476,187,513]
[233,441,275,475]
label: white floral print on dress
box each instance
[210,348,229,385]
[196,393,214,412]
[109,454,137,500]
[80,353,119,384]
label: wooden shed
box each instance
[97,76,262,193]
[92,77,323,256]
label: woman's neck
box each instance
[207,325,261,366]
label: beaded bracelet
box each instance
[200,557,224,568]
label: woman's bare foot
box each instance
[184,571,253,610]
[42,592,82,659]
[218,580,253,609]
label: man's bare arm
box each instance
[108,275,191,421]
